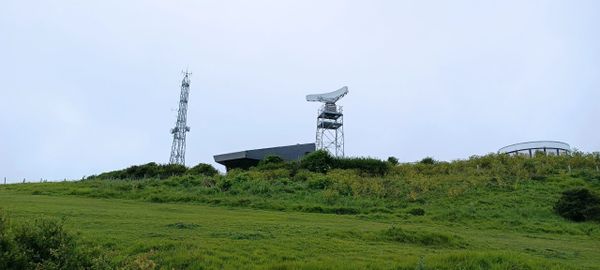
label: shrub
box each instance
[0,212,15,269]
[307,175,332,189]
[159,164,188,178]
[408,208,426,216]
[264,153,389,176]
[255,155,291,171]
[420,157,436,165]
[125,253,157,270]
[292,169,318,183]
[333,157,389,176]
[328,207,360,215]
[217,178,233,192]
[299,205,324,213]
[260,155,284,165]
[188,163,219,176]
[327,169,358,196]
[248,180,272,195]
[300,150,334,173]
[322,189,340,205]
[0,211,109,270]
[381,226,458,246]
[90,163,188,180]
[554,187,600,222]
[125,162,160,179]
[387,156,399,166]
[14,218,81,269]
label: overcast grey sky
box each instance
[1,1,599,182]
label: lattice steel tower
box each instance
[169,71,192,165]
[306,86,349,157]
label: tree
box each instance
[420,157,436,165]
[387,156,399,166]
[300,150,333,173]
[188,163,219,176]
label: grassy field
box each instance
[1,154,599,269]
[0,185,599,269]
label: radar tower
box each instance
[306,86,348,157]
[169,71,192,165]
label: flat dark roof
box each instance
[214,143,316,171]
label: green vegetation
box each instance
[1,152,600,269]
[419,157,436,165]
[87,162,219,180]
[188,163,219,177]
[0,211,109,269]
[387,156,399,166]
[299,150,335,173]
[554,187,600,222]
[380,226,462,247]
[299,150,390,176]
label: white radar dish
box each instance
[306,86,349,103]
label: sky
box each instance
[1,0,599,182]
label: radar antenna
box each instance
[306,86,348,157]
[169,71,192,165]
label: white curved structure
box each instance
[498,141,571,157]
[306,86,349,103]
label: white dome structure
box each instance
[498,141,571,157]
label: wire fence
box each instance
[2,177,60,185]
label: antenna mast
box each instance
[169,71,192,165]
[306,86,348,157]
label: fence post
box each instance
[568,165,572,174]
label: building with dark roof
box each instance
[214,143,315,171]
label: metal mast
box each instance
[315,103,345,157]
[169,71,191,165]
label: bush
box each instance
[329,207,360,215]
[322,189,340,204]
[14,218,82,269]
[125,162,160,179]
[217,178,233,192]
[333,157,389,176]
[554,187,600,222]
[420,157,436,165]
[381,226,458,247]
[188,163,219,176]
[0,211,109,269]
[255,156,296,172]
[159,164,188,178]
[300,150,334,173]
[0,212,15,269]
[387,156,399,166]
[408,208,426,216]
[90,162,189,180]
[260,155,284,165]
[301,151,389,176]
[307,175,332,190]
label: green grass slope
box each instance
[1,192,597,269]
[1,153,599,269]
